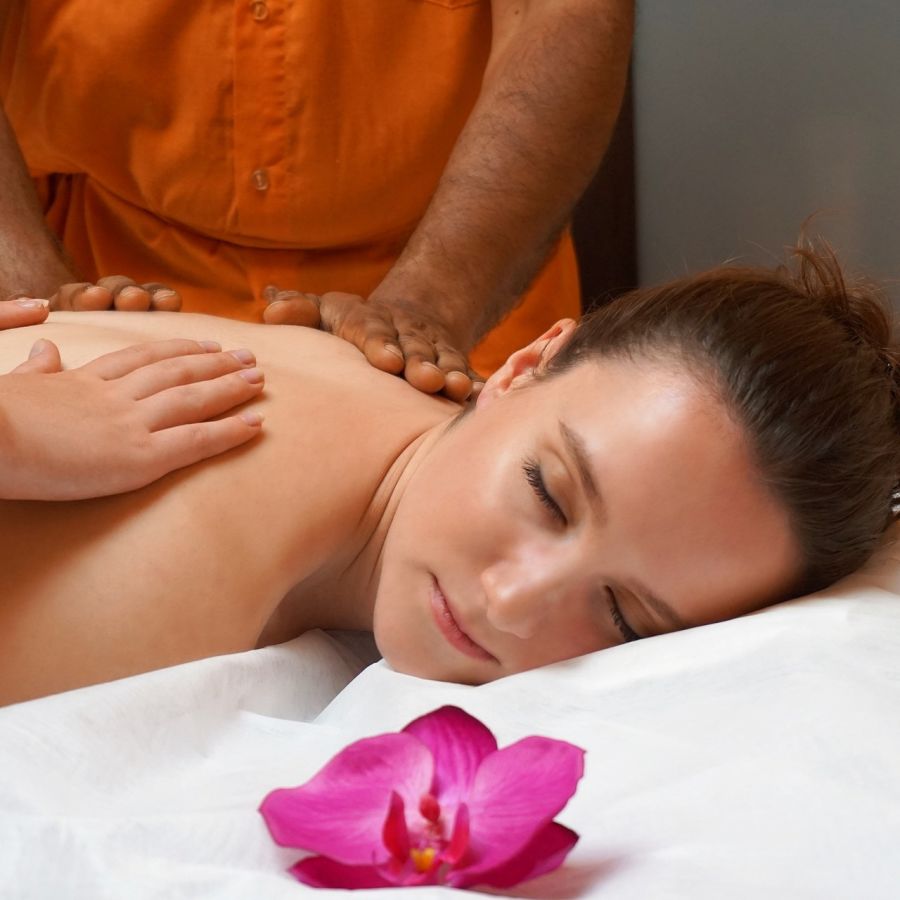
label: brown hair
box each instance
[547,243,900,596]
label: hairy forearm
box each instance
[0,104,76,297]
[372,0,633,348]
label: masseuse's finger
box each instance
[262,290,322,328]
[79,339,222,380]
[96,275,152,312]
[122,348,258,400]
[10,339,62,375]
[141,367,266,431]
[394,330,446,395]
[429,343,478,402]
[145,414,264,479]
[142,283,182,312]
[438,370,474,404]
[0,297,50,329]
[50,282,114,311]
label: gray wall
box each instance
[633,1,900,304]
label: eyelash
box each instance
[607,589,641,643]
[522,457,566,523]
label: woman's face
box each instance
[373,325,801,684]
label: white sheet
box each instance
[2,534,900,899]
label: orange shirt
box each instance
[1,0,579,373]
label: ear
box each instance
[476,318,577,409]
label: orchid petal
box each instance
[290,855,396,889]
[444,801,470,866]
[450,822,579,889]
[464,736,584,870]
[259,732,433,865]
[382,791,410,862]
[403,706,497,807]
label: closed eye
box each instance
[607,588,641,643]
[522,457,566,524]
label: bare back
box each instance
[0,312,454,704]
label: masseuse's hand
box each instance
[9,275,182,313]
[0,338,265,501]
[262,288,482,403]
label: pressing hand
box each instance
[262,289,483,402]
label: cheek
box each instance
[491,592,618,675]
[502,627,612,675]
[402,444,513,551]
[370,564,440,679]
[371,606,414,672]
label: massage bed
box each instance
[2,527,899,898]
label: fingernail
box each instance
[14,298,49,309]
[240,411,264,426]
[119,286,144,297]
[239,367,264,383]
[153,289,177,299]
[422,362,442,372]
[200,340,221,352]
[383,343,403,359]
[28,339,50,358]
[230,348,255,365]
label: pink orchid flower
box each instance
[259,705,585,890]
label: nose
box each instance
[481,547,580,640]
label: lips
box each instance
[430,578,497,663]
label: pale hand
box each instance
[0,337,266,501]
[262,289,482,402]
[0,297,51,329]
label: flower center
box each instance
[407,793,444,870]
[410,846,437,873]
[381,790,470,882]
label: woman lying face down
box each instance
[0,246,896,703]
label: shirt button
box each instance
[252,168,269,192]
[250,1,269,21]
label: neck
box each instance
[258,414,459,642]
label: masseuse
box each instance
[0,1,633,396]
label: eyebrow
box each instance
[558,420,599,500]
[558,419,688,633]
[629,579,689,631]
